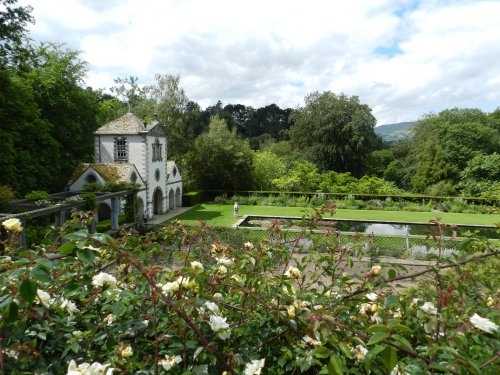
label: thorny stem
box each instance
[319,315,461,375]
[151,286,159,375]
[122,254,236,375]
[335,251,500,305]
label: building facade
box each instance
[68,113,182,220]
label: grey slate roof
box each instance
[94,113,164,135]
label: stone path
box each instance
[147,206,193,225]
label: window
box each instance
[130,171,137,183]
[114,137,127,161]
[152,138,163,162]
[155,168,160,181]
[86,174,97,183]
[173,166,177,177]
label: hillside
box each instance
[375,121,414,142]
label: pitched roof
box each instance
[69,163,139,184]
[94,112,163,135]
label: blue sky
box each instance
[21,0,500,125]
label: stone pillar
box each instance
[55,210,66,228]
[110,197,120,230]
[19,219,26,248]
[89,209,97,234]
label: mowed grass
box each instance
[170,204,500,227]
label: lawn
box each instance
[170,204,500,227]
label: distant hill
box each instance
[375,121,415,142]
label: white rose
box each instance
[120,345,133,358]
[243,358,265,375]
[2,218,22,232]
[420,302,438,315]
[160,355,182,371]
[208,315,229,332]
[92,272,117,288]
[469,313,499,333]
[37,290,54,307]
[190,261,204,270]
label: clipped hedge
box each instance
[183,191,203,207]
[202,189,496,205]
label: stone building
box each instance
[68,113,182,221]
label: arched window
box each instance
[152,138,163,162]
[130,171,137,183]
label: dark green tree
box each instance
[23,43,101,190]
[0,71,62,195]
[0,0,33,67]
[408,108,500,193]
[288,91,379,176]
[184,115,253,190]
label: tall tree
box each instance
[289,91,379,176]
[0,70,62,195]
[184,115,253,190]
[23,43,101,190]
[0,0,33,67]
[408,108,500,193]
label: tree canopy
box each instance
[288,91,380,176]
[184,115,253,190]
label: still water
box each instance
[239,216,499,239]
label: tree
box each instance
[0,0,33,67]
[0,70,62,195]
[23,43,101,191]
[251,151,287,190]
[184,116,253,190]
[289,91,379,176]
[408,108,500,192]
[458,153,500,197]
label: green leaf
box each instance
[91,232,116,245]
[368,332,388,346]
[384,295,399,307]
[381,347,398,371]
[77,249,95,265]
[337,342,353,359]
[12,258,31,267]
[388,268,397,279]
[19,279,37,304]
[389,324,413,334]
[314,346,332,359]
[31,267,52,283]
[7,301,19,322]
[35,258,54,270]
[367,324,387,333]
[327,355,343,375]
[64,229,89,241]
[392,334,413,351]
[112,302,126,316]
[58,241,76,255]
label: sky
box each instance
[20,0,500,125]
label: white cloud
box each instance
[21,0,500,124]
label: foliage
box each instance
[0,209,499,374]
[0,0,34,67]
[404,108,500,193]
[80,193,97,210]
[289,91,380,176]
[185,115,254,190]
[24,190,49,201]
[82,182,141,193]
[182,191,203,207]
[0,185,15,203]
[458,153,500,198]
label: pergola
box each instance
[0,190,142,245]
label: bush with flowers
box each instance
[0,207,499,374]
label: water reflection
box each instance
[240,216,498,239]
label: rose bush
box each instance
[0,208,498,374]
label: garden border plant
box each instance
[0,206,499,374]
